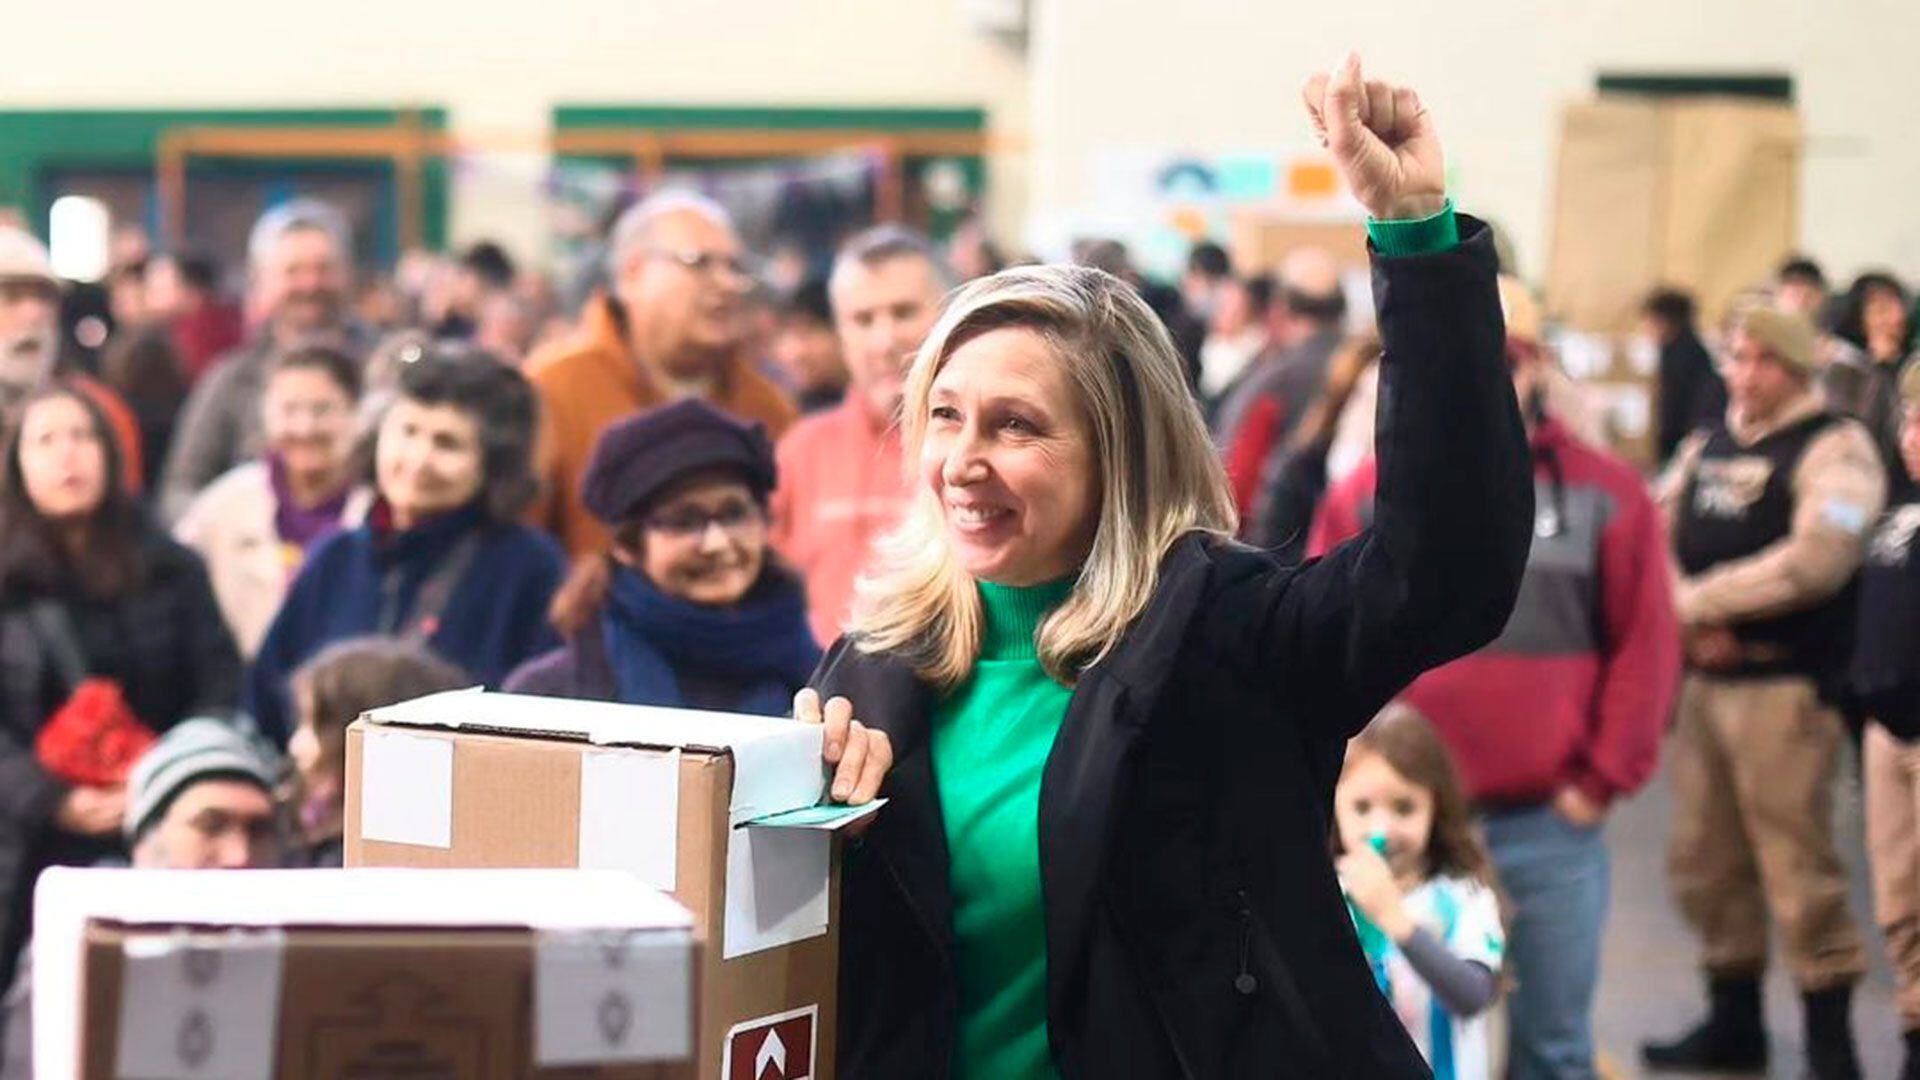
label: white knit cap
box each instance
[0,228,58,290]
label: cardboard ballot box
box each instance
[344,689,879,1080]
[32,867,697,1079]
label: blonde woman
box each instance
[798,58,1533,1079]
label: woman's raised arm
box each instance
[1221,57,1533,737]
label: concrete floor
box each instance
[1592,743,1906,1079]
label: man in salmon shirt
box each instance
[526,191,796,560]
[771,225,950,644]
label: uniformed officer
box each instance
[1646,306,1888,1080]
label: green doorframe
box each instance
[0,107,450,256]
[551,104,988,235]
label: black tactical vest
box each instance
[1674,412,1857,679]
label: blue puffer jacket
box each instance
[244,502,563,744]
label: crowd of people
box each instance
[0,101,1915,1079]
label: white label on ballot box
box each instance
[358,729,453,848]
[534,928,694,1066]
[116,929,285,1079]
[577,748,680,892]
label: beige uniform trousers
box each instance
[1667,673,1867,989]
[1864,721,1920,1026]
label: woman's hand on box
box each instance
[794,688,894,806]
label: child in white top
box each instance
[1335,702,1506,1080]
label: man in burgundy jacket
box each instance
[1311,276,1681,1080]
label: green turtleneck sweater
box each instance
[932,577,1074,1080]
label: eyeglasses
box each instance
[645,498,763,538]
[187,808,283,849]
[643,247,758,281]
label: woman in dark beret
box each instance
[505,398,820,715]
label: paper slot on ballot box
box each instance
[723,825,830,960]
[722,800,885,959]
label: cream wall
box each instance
[1027,0,1920,285]
[3,0,1915,288]
[0,0,1030,264]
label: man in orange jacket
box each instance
[526,192,796,559]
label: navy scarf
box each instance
[599,566,820,716]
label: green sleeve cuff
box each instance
[1366,198,1459,257]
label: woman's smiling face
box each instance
[625,472,767,606]
[374,396,485,526]
[920,326,1098,587]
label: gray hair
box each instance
[247,198,350,271]
[830,224,955,292]
[605,190,736,279]
[1072,237,1132,278]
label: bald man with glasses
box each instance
[525,191,797,559]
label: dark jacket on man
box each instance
[813,218,1533,1079]
[1848,494,1920,741]
[1656,327,1727,464]
[0,530,239,987]
[1249,438,1334,563]
[1217,328,1344,520]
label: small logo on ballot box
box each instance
[722,1004,818,1080]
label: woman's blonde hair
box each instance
[848,264,1236,687]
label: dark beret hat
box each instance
[580,398,778,526]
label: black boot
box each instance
[1802,985,1860,1079]
[1902,1028,1920,1080]
[1641,974,1768,1072]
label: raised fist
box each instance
[1302,54,1447,222]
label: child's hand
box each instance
[1337,845,1415,943]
